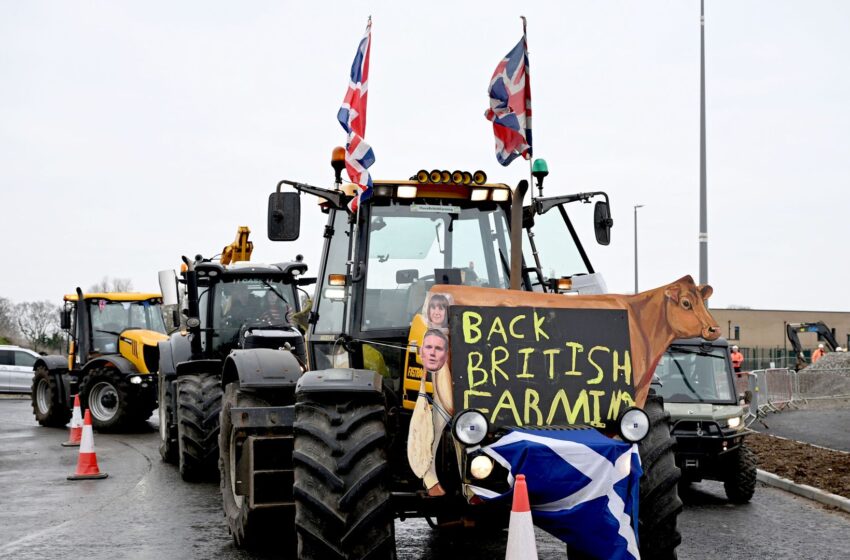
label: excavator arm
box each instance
[220,226,253,265]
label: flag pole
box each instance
[521,16,534,208]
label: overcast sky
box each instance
[2,1,848,311]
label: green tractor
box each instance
[32,289,167,430]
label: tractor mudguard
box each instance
[175,359,224,377]
[35,355,69,371]
[223,348,303,389]
[84,355,140,375]
[158,334,192,377]
[295,368,382,395]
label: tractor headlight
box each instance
[129,376,142,385]
[618,407,650,443]
[470,454,495,480]
[727,416,742,429]
[452,409,489,446]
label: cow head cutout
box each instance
[664,275,720,340]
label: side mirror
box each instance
[158,270,180,307]
[60,310,71,330]
[268,192,301,241]
[171,309,181,328]
[593,201,613,246]
[740,390,753,404]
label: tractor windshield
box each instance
[89,299,166,353]
[203,278,296,356]
[654,346,736,404]
[361,201,511,331]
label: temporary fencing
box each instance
[739,367,850,427]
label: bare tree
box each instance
[89,276,134,293]
[0,297,20,343]
[16,300,60,353]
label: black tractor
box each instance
[157,254,312,481]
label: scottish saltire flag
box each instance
[337,18,375,212]
[484,32,532,166]
[472,428,642,560]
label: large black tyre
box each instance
[31,365,71,427]
[80,367,155,431]
[293,391,394,560]
[176,373,222,482]
[158,373,177,463]
[637,394,682,560]
[219,382,282,550]
[723,442,757,503]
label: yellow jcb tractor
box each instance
[31,288,168,430]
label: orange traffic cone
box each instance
[505,474,537,560]
[61,395,83,447]
[67,410,108,480]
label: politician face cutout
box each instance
[420,329,448,372]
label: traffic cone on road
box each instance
[505,474,537,560]
[61,395,83,447]
[67,410,108,480]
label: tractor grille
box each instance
[143,345,160,373]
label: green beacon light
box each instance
[531,158,549,197]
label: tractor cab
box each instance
[269,161,612,381]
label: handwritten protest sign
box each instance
[449,305,635,429]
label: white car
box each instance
[0,345,41,393]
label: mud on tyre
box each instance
[637,394,682,560]
[293,391,394,560]
[31,365,71,427]
[176,373,222,481]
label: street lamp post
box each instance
[634,204,644,294]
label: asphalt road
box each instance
[750,405,850,452]
[1,396,849,559]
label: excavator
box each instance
[786,321,839,370]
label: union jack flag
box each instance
[337,18,375,212]
[484,32,532,166]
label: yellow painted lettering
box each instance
[613,350,632,385]
[524,388,542,425]
[546,389,589,425]
[586,346,610,385]
[463,311,483,343]
[467,352,488,389]
[509,314,526,339]
[564,341,584,376]
[588,390,606,428]
[491,390,522,426]
[491,346,510,385]
[463,390,492,413]
[517,348,534,378]
[487,317,508,344]
[533,311,550,341]
[544,348,561,379]
[606,390,636,422]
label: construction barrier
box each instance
[741,367,850,426]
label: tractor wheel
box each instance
[158,373,177,464]
[293,391,394,560]
[81,367,154,431]
[176,373,222,482]
[637,394,682,560]
[723,442,757,504]
[220,382,279,550]
[31,365,71,427]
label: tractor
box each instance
[157,227,313,480]
[31,289,167,430]
[211,151,710,559]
